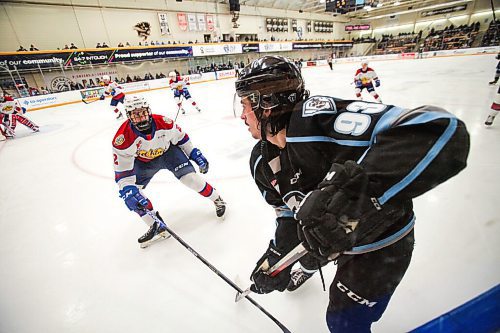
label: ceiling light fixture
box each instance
[361,0,474,20]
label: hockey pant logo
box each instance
[336,281,377,308]
[174,162,189,172]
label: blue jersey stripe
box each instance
[347,215,415,254]
[286,136,370,146]
[378,118,458,205]
[252,155,262,179]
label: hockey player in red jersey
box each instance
[0,91,39,140]
[100,75,125,119]
[354,60,382,103]
[485,82,499,126]
[112,95,226,248]
[234,56,469,332]
[169,71,201,114]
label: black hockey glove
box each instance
[295,161,382,260]
[250,241,292,294]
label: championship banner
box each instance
[158,13,171,35]
[187,13,197,31]
[206,14,215,32]
[197,13,206,31]
[177,13,188,31]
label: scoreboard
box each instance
[326,0,376,13]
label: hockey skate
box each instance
[116,112,124,120]
[138,213,171,248]
[214,196,226,220]
[485,115,495,126]
[286,268,315,292]
[195,106,201,113]
[488,80,498,86]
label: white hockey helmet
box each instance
[168,71,177,78]
[102,75,111,82]
[124,95,152,131]
[361,60,369,67]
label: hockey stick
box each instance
[144,210,292,333]
[235,243,308,302]
[174,94,185,121]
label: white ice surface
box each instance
[0,54,499,333]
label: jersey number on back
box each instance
[334,102,386,136]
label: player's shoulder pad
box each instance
[355,68,362,75]
[366,67,375,72]
[152,114,174,130]
[112,121,136,149]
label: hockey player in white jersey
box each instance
[354,61,382,103]
[112,95,226,247]
[0,91,39,140]
[169,71,201,114]
[100,75,125,119]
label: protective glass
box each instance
[233,91,260,117]
[233,90,280,117]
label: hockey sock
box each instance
[14,114,38,131]
[179,173,220,201]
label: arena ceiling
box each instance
[207,0,478,18]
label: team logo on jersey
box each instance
[163,117,173,125]
[302,96,337,117]
[2,104,14,113]
[114,134,125,146]
[137,148,164,159]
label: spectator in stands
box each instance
[63,44,70,50]
[70,43,78,49]
[40,87,49,94]
[144,41,149,46]
[29,44,39,51]
[102,42,109,48]
[28,87,39,96]
[126,75,133,83]
[126,42,131,47]
[96,43,102,48]
[17,46,27,51]
[118,42,124,47]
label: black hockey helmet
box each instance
[235,55,306,135]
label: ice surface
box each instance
[0,54,499,333]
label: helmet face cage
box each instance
[124,96,152,131]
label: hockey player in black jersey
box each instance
[234,55,470,332]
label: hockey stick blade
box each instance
[144,210,292,333]
[235,243,308,302]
